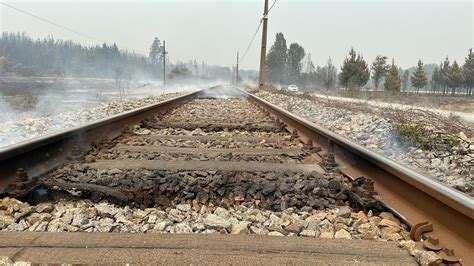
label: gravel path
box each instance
[255,91,473,194]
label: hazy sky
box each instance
[1,0,472,70]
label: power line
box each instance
[0,2,106,43]
[239,0,277,65]
[239,19,262,63]
[0,2,148,55]
[268,0,278,14]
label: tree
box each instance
[168,66,192,80]
[430,66,442,93]
[384,59,401,93]
[321,57,337,90]
[113,66,124,99]
[463,49,474,96]
[444,61,465,95]
[0,57,7,74]
[339,48,370,90]
[402,69,410,92]
[149,37,162,65]
[439,57,450,94]
[411,60,428,93]
[286,43,305,84]
[266,33,288,84]
[371,55,389,92]
[301,53,317,88]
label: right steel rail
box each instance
[246,91,473,264]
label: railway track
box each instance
[0,85,472,264]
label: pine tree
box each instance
[384,59,401,93]
[402,70,410,92]
[266,33,288,84]
[410,60,428,93]
[321,57,337,90]
[339,48,370,90]
[430,66,441,93]
[286,42,305,84]
[149,37,162,65]
[439,57,450,94]
[463,49,474,96]
[444,61,465,95]
[371,55,389,93]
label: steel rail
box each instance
[245,90,473,264]
[0,89,207,185]
[0,85,472,262]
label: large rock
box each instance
[334,229,352,239]
[176,204,191,213]
[284,223,302,234]
[174,223,192,234]
[36,203,54,213]
[231,222,250,235]
[168,209,185,223]
[336,206,351,218]
[268,231,284,236]
[213,207,230,219]
[250,225,269,235]
[0,215,15,229]
[378,218,401,233]
[203,214,231,231]
[300,229,319,237]
[96,217,116,232]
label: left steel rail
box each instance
[0,89,205,186]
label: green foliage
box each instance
[402,69,410,91]
[0,32,158,78]
[168,66,192,80]
[410,60,428,92]
[286,43,305,84]
[371,55,389,91]
[462,49,474,89]
[339,48,370,90]
[0,56,7,73]
[384,59,401,93]
[11,63,38,76]
[396,124,459,150]
[149,37,162,65]
[321,57,337,90]
[444,61,465,93]
[431,66,442,90]
[266,33,288,84]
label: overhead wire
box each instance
[239,19,262,63]
[0,2,148,55]
[268,0,278,14]
[239,0,277,64]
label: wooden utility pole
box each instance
[162,40,167,88]
[258,0,269,90]
[236,52,239,84]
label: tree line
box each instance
[0,32,249,82]
[0,32,158,78]
[265,32,473,96]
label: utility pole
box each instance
[236,52,239,84]
[258,0,269,90]
[162,40,167,88]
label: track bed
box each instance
[0,92,448,264]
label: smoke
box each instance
[199,85,248,99]
[0,76,226,148]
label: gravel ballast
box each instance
[255,91,473,194]
[0,93,184,148]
